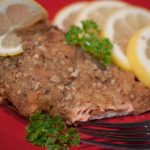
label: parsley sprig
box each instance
[26,112,80,150]
[65,20,113,65]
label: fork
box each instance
[75,120,150,150]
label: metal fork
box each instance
[76,120,150,150]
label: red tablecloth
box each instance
[37,0,150,20]
[0,1,150,150]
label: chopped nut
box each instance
[34,33,46,43]
[34,41,39,45]
[93,64,98,70]
[65,94,73,100]
[104,71,108,75]
[33,82,40,90]
[44,60,52,69]
[0,88,5,94]
[110,79,116,84]
[32,56,39,64]
[24,73,28,77]
[57,85,65,91]
[34,54,39,58]
[4,60,9,67]
[93,82,97,87]
[67,67,74,73]
[71,69,79,78]
[85,60,91,65]
[116,88,121,93]
[130,94,134,99]
[103,86,107,90]
[5,84,10,89]
[18,59,23,64]
[0,79,3,83]
[29,68,33,71]
[16,72,22,78]
[96,90,100,93]
[38,45,47,51]
[97,82,102,87]
[65,86,71,90]
[50,75,61,83]
[17,89,22,94]
[60,61,65,65]
[95,70,102,78]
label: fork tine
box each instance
[76,120,150,129]
[79,128,150,142]
[81,139,150,150]
[77,127,150,136]
[77,120,150,149]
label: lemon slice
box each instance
[0,0,48,56]
[103,7,150,71]
[75,0,127,29]
[53,2,88,31]
[127,27,150,87]
[0,32,23,56]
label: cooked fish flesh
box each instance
[0,21,150,123]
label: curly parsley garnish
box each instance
[26,112,80,150]
[65,20,113,65]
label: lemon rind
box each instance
[103,7,150,71]
[53,2,88,30]
[75,0,127,27]
[127,27,150,87]
[0,0,47,57]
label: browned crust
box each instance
[0,21,149,123]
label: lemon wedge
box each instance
[75,0,127,29]
[127,27,150,87]
[53,2,88,31]
[103,7,150,71]
[0,0,48,57]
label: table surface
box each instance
[0,0,150,150]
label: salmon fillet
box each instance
[0,21,150,123]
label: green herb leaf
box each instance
[68,128,80,146]
[65,20,113,65]
[65,26,82,45]
[47,144,60,150]
[82,20,99,33]
[26,112,80,150]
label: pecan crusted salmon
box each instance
[0,21,150,123]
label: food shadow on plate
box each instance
[0,100,28,124]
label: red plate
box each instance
[0,0,150,150]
